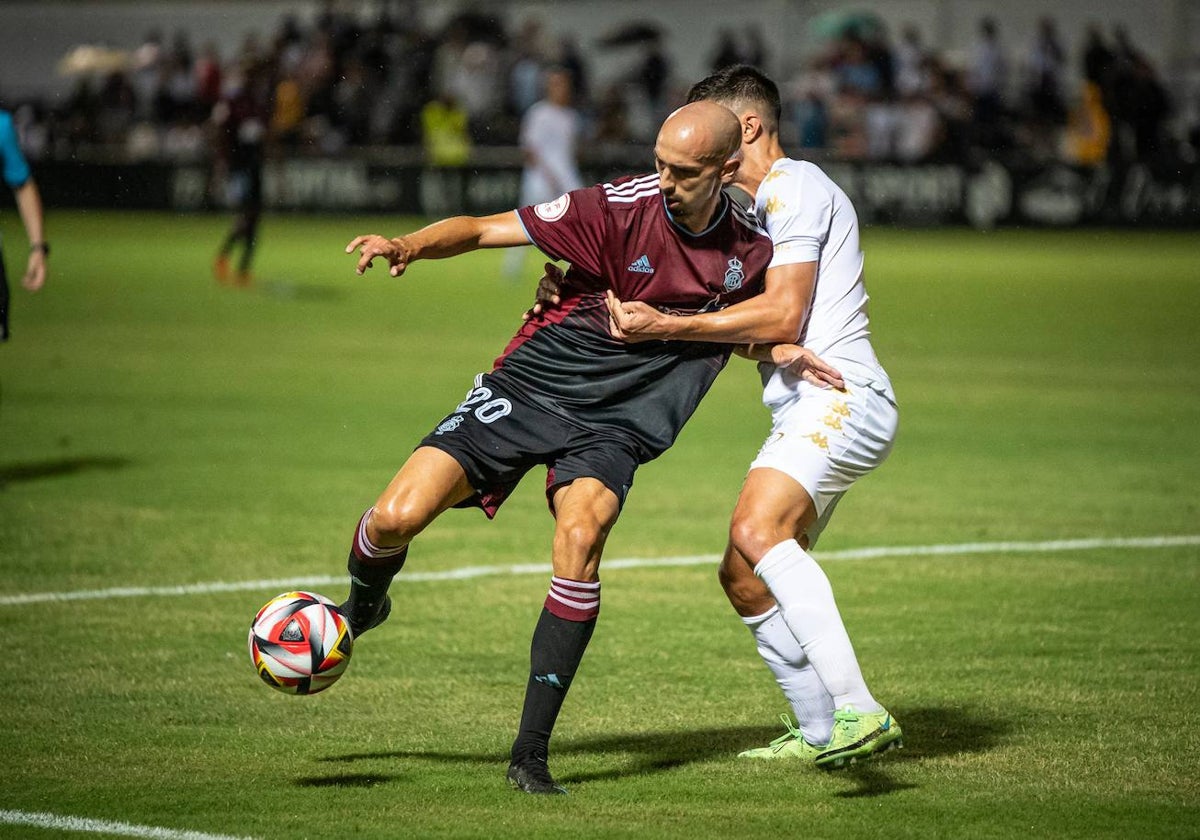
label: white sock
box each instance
[754,539,883,713]
[743,606,836,745]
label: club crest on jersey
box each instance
[723,257,745,291]
[435,415,465,436]
[534,193,571,222]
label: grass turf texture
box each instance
[1,212,1198,839]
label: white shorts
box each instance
[748,379,898,547]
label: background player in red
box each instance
[341,102,786,794]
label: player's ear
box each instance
[742,114,764,143]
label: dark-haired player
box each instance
[607,66,902,768]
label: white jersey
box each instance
[519,100,584,206]
[755,158,894,409]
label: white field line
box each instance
[2,534,1197,608]
[0,809,256,840]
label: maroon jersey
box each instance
[499,173,773,460]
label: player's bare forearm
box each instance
[735,343,774,362]
[14,180,47,291]
[608,291,805,344]
[607,260,816,344]
[14,180,44,248]
[347,211,528,276]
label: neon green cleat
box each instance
[814,706,903,769]
[738,714,827,761]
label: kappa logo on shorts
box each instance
[804,432,830,451]
[435,415,465,436]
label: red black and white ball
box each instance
[248,591,353,695]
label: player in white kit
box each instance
[504,67,584,278]
[607,65,902,768]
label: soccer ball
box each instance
[248,591,353,695]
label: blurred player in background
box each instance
[212,64,268,287]
[0,107,48,342]
[339,102,834,795]
[605,65,902,768]
[502,67,584,279]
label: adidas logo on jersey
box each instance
[627,254,654,274]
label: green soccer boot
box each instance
[814,706,903,769]
[738,714,827,761]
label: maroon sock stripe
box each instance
[354,508,408,560]
[545,576,600,621]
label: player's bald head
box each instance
[657,101,742,165]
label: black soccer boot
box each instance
[506,753,568,795]
[339,595,392,639]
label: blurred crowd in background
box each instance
[3,1,1197,174]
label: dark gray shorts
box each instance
[418,373,639,518]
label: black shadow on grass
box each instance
[294,773,399,788]
[894,705,1011,761]
[831,704,1013,799]
[315,706,1010,792]
[554,726,781,783]
[0,456,131,486]
[834,765,917,799]
[318,725,779,781]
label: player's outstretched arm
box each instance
[346,210,529,277]
[607,260,816,345]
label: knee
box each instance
[369,495,432,544]
[552,514,608,580]
[555,515,606,554]
[728,511,776,565]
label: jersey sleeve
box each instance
[0,112,31,190]
[516,184,606,277]
[761,165,829,269]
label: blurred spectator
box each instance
[926,59,972,162]
[504,67,584,278]
[195,42,223,110]
[836,35,883,98]
[894,93,942,162]
[270,64,305,148]
[635,37,671,117]
[555,35,590,108]
[420,92,471,166]
[1020,17,1067,159]
[510,19,549,116]
[212,63,269,286]
[593,83,632,146]
[1062,80,1111,166]
[893,25,927,98]
[966,17,1009,152]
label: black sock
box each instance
[511,607,597,763]
[345,546,407,618]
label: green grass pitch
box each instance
[1,211,1198,839]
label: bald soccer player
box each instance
[338,103,781,794]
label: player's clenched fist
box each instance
[346,234,414,276]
